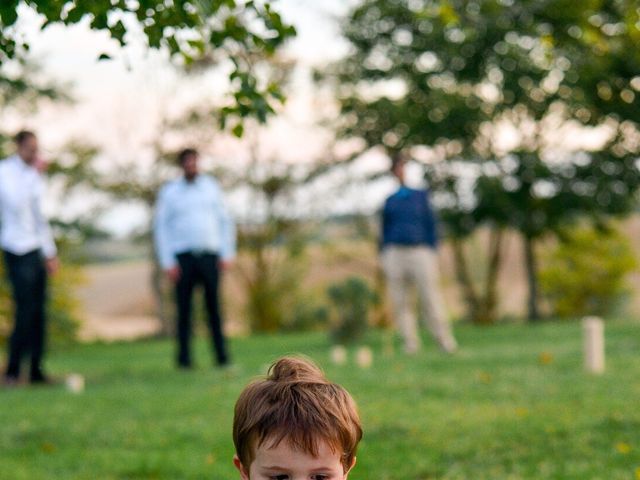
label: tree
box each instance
[45,122,188,336]
[0,0,296,134]
[235,156,310,332]
[540,223,637,318]
[325,0,640,322]
[45,54,294,335]
[1,58,68,158]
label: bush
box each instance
[238,220,311,333]
[242,250,306,333]
[327,276,378,344]
[540,225,637,318]
[281,298,329,332]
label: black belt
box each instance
[177,249,217,257]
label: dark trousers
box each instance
[175,252,228,367]
[3,249,48,379]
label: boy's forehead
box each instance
[253,439,342,469]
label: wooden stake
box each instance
[583,316,605,374]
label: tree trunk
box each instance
[478,228,503,324]
[451,237,481,323]
[451,229,504,325]
[373,264,392,328]
[523,234,541,321]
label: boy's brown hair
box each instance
[233,356,362,472]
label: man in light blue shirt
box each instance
[0,130,59,386]
[154,148,236,369]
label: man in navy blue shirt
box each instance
[380,154,457,354]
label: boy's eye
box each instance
[267,474,330,479]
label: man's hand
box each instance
[45,257,60,276]
[165,266,181,283]
[219,259,234,271]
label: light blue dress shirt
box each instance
[154,174,236,269]
[0,155,57,258]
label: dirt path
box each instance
[76,261,160,341]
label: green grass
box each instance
[1,320,640,479]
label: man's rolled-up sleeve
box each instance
[154,186,176,269]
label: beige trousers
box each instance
[381,246,457,353]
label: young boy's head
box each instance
[233,356,362,479]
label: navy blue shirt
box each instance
[381,186,438,249]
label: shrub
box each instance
[238,219,311,333]
[327,276,378,344]
[540,225,637,318]
[242,247,306,333]
[281,298,329,332]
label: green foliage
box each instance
[0,0,296,133]
[540,225,637,318]
[280,297,329,333]
[0,262,10,332]
[47,261,83,345]
[327,0,640,321]
[236,159,320,333]
[327,276,378,345]
[0,61,67,111]
[331,0,640,151]
[239,226,309,333]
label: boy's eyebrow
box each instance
[262,466,336,472]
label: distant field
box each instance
[76,217,640,341]
[75,261,158,340]
[1,320,639,479]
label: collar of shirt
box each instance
[178,174,205,187]
[396,185,414,198]
[6,154,35,174]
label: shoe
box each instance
[30,372,59,386]
[2,375,20,388]
[440,341,459,355]
[404,344,421,355]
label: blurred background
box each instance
[1,1,640,478]
[2,0,640,343]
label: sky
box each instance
[6,0,407,236]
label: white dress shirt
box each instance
[154,174,236,269]
[0,155,57,258]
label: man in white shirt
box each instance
[154,148,236,369]
[0,131,59,386]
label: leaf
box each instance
[231,123,244,137]
[109,20,127,45]
[0,2,19,26]
[0,0,296,127]
[64,6,85,24]
[90,12,108,30]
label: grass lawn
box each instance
[1,319,640,479]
